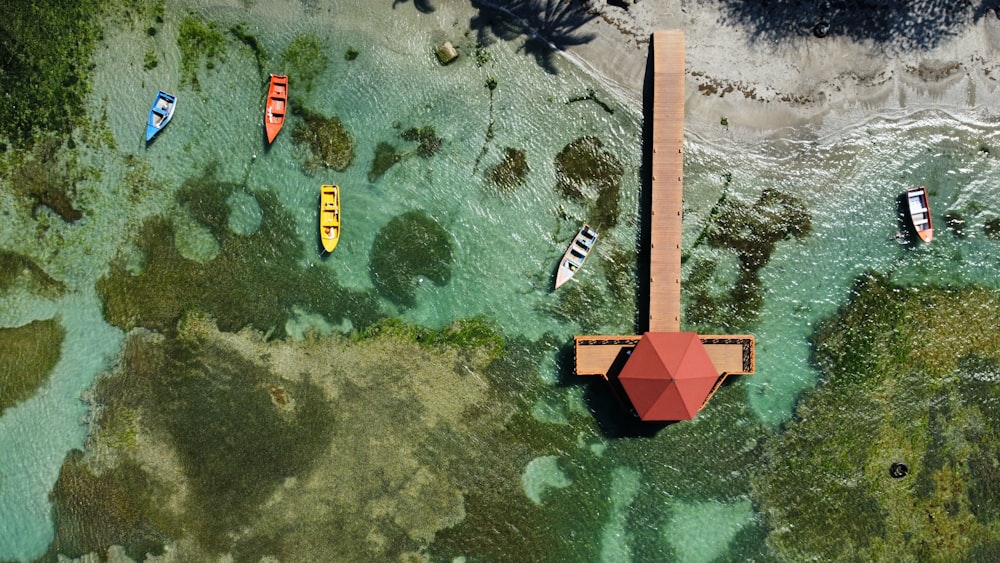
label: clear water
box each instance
[2,0,1000,560]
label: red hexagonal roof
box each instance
[617,332,720,421]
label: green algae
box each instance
[10,136,88,223]
[43,450,173,562]
[0,318,64,415]
[985,217,1000,240]
[229,23,267,78]
[359,316,505,360]
[142,48,158,70]
[473,75,499,174]
[97,167,381,337]
[369,210,453,308]
[0,0,102,146]
[0,250,66,297]
[753,273,1000,561]
[368,124,445,182]
[686,188,811,332]
[368,141,403,182]
[566,87,615,115]
[553,136,624,232]
[291,106,355,172]
[486,147,530,193]
[282,33,328,93]
[177,15,226,90]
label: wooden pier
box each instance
[649,29,685,333]
[573,30,755,385]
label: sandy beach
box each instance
[525,0,1000,137]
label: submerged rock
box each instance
[436,41,459,64]
[12,136,87,222]
[368,125,444,182]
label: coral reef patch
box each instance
[685,187,811,332]
[553,136,623,232]
[486,147,530,194]
[0,250,66,297]
[369,210,453,308]
[292,106,355,172]
[97,166,381,337]
[46,313,520,560]
[753,273,1000,561]
[0,318,64,415]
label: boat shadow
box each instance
[314,194,330,258]
[894,191,920,248]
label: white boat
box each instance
[554,224,598,289]
[906,186,933,243]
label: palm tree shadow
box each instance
[469,0,598,74]
[717,0,1000,52]
[393,0,436,14]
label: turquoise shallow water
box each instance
[2,0,1000,560]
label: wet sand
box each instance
[547,0,1000,136]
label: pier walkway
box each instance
[574,30,755,381]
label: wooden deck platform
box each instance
[649,30,685,333]
[574,334,755,378]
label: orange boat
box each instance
[906,186,933,243]
[265,74,288,144]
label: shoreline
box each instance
[553,0,1000,140]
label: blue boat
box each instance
[145,90,176,142]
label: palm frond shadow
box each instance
[718,0,1000,52]
[392,0,436,14]
[470,0,597,74]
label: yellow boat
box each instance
[320,184,340,253]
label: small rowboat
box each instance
[906,186,933,243]
[265,74,288,144]
[320,184,341,253]
[554,223,598,289]
[146,91,176,142]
